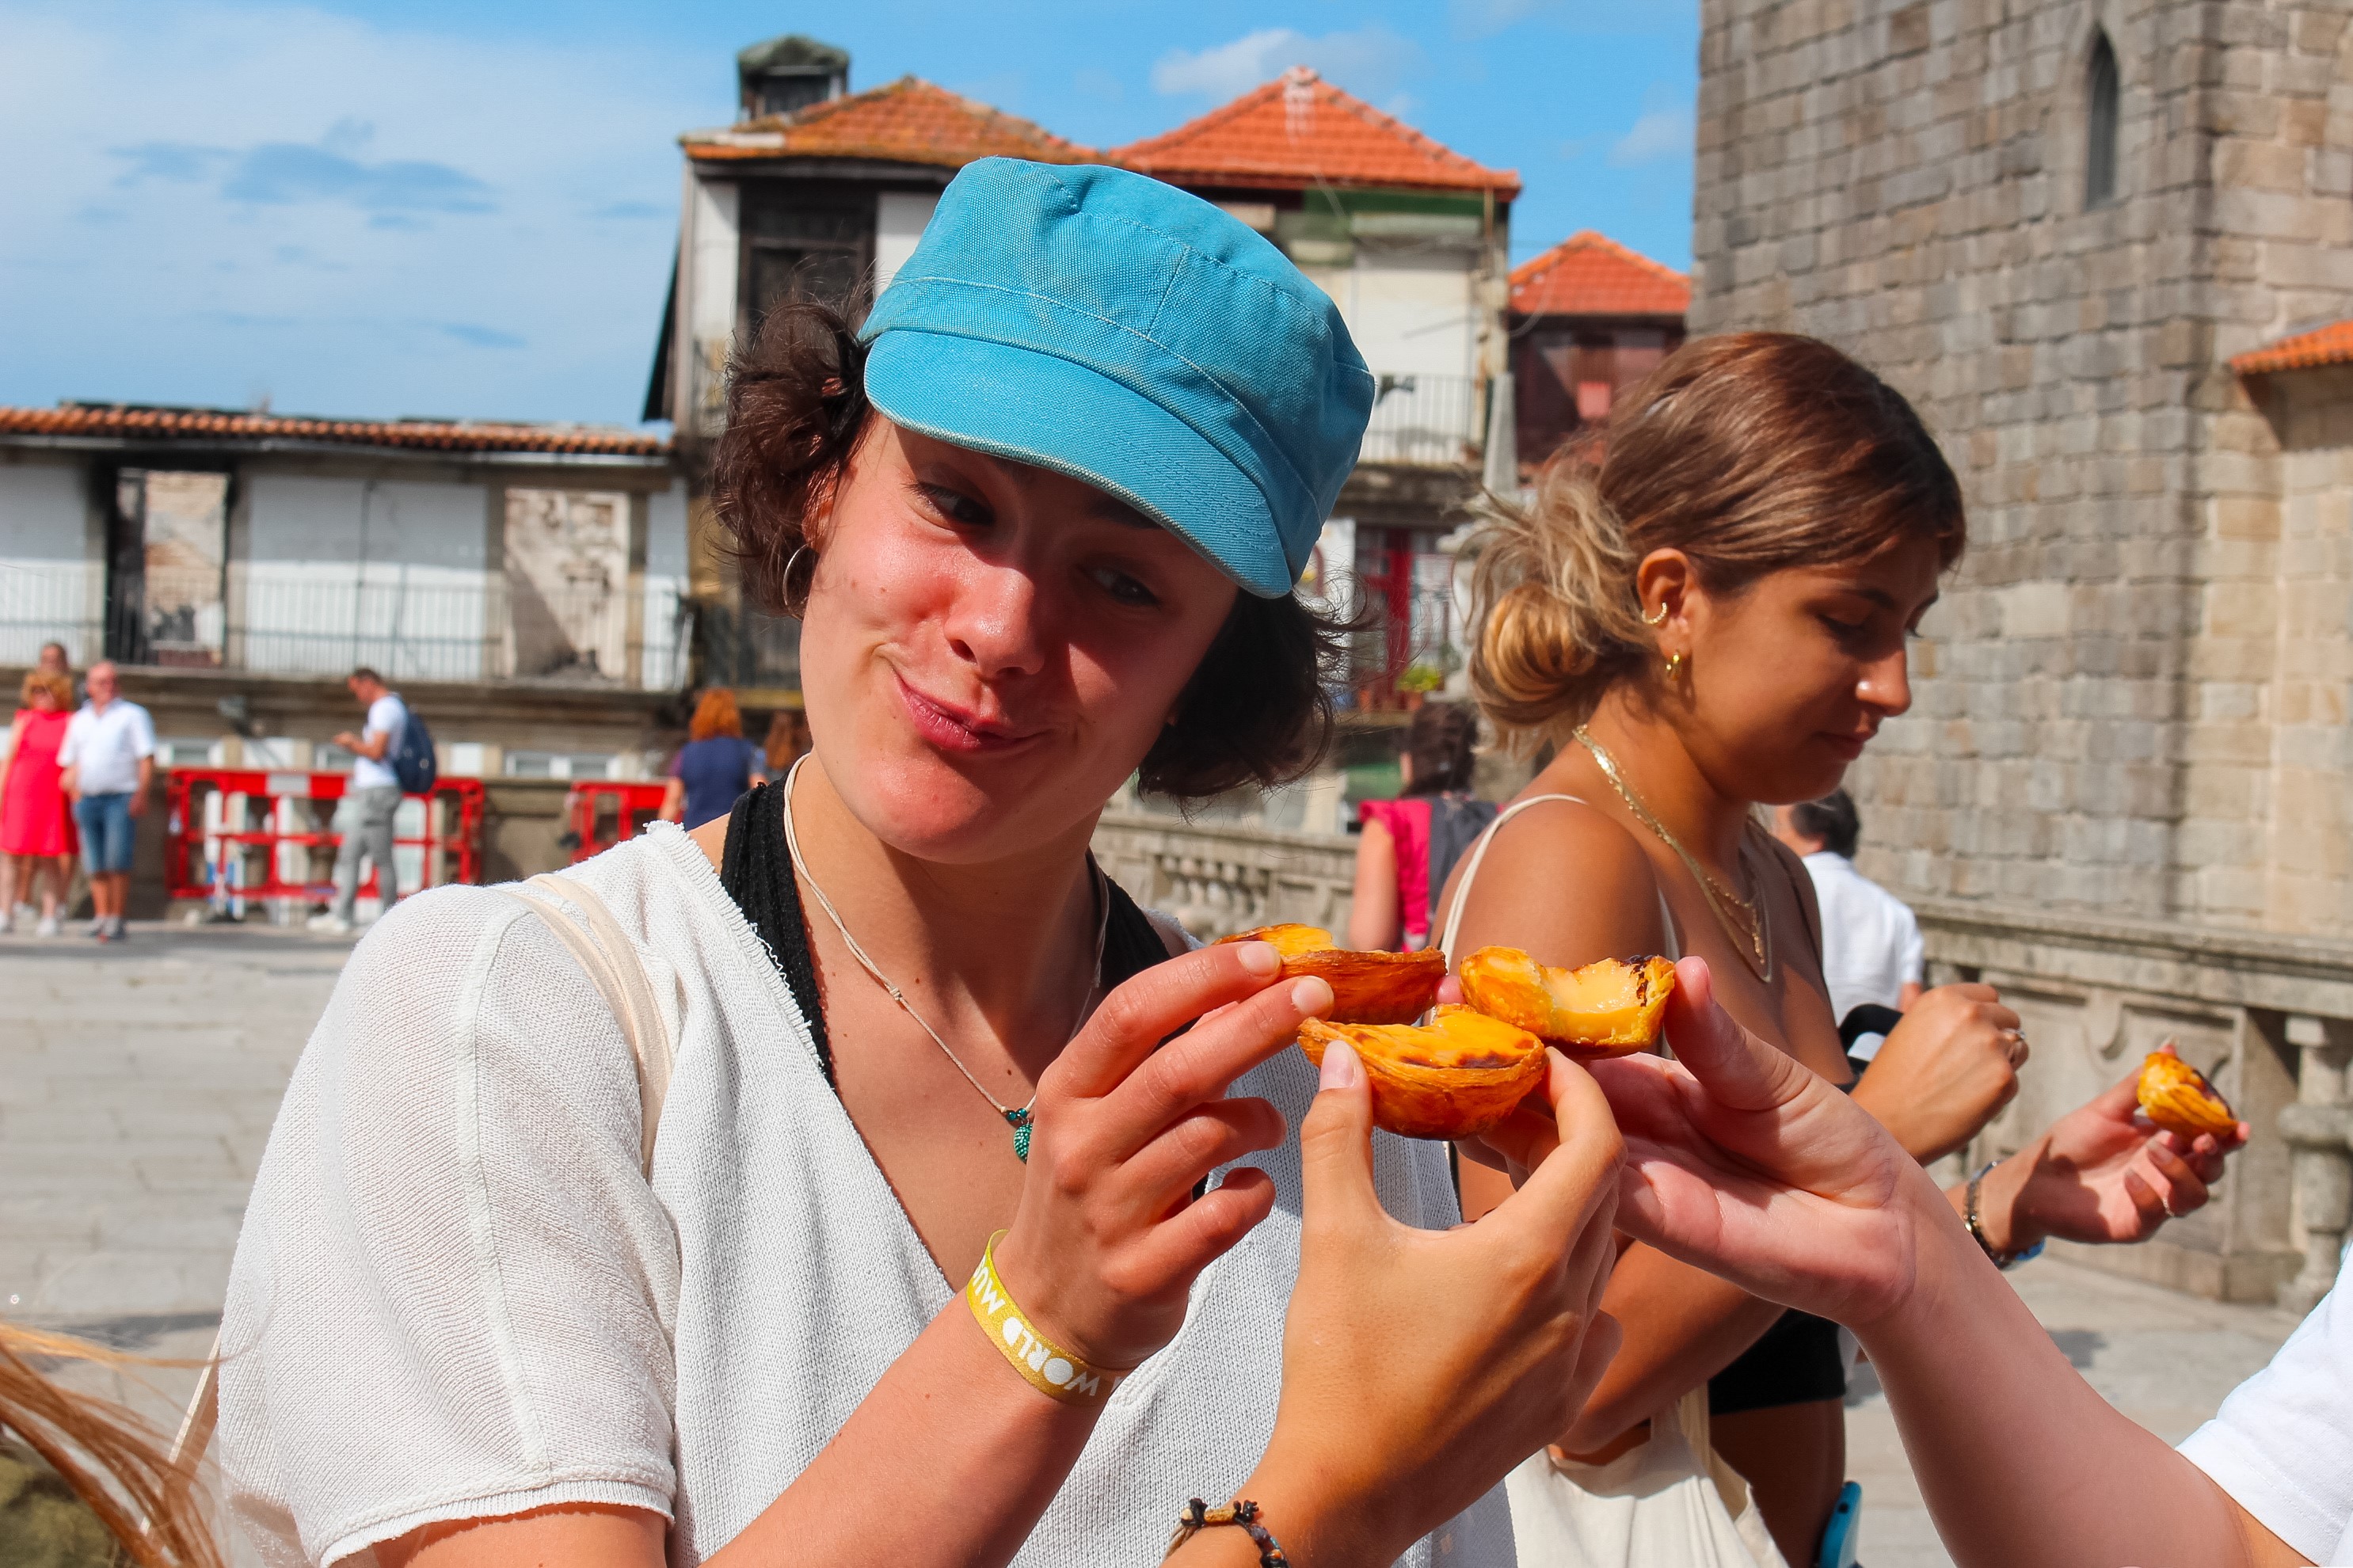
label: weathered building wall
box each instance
[0,454,102,666]
[1693,0,2353,1300]
[1694,0,2353,931]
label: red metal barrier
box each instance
[164,769,485,916]
[564,780,669,863]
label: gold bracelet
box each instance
[965,1231,1124,1406]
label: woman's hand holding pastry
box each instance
[1232,1041,1624,1563]
[993,941,1323,1373]
[1970,1056,2244,1255]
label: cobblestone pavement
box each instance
[0,923,2313,1566]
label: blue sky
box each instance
[0,1,1698,427]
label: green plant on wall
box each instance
[1396,660,1445,695]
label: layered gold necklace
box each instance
[1572,725,1772,981]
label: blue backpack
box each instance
[390,705,437,794]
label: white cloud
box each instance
[1609,95,1695,166]
[0,1,710,422]
[1150,25,1422,103]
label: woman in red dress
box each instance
[2,669,78,936]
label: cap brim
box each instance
[863,329,1295,598]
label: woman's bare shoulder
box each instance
[688,812,729,872]
[1443,793,1666,965]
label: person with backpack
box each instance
[312,666,421,934]
[1346,700,1495,952]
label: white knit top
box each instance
[218,824,1514,1566]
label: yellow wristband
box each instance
[965,1231,1123,1406]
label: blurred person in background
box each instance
[1772,788,1925,1062]
[762,708,810,777]
[36,641,72,681]
[310,668,408,937]
[1,670,78,937]
[660,687,771,828]
[57,660,153,943]
[1347,700,1496,951]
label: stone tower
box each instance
[1693,0,2353,1303]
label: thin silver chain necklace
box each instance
[779,753,1107,1161]
[1571,725,1773,982]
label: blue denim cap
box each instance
[859,158,1374,598]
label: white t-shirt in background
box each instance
[352,693,408,790]
[1801,851,1923,1060]
[58,698,156,796]
[2180,1243,2353,1564]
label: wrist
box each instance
[1233,1454,1392,1566]
[1977,1144,2047,1255]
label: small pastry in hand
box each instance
[1296,1004,1548,1140]
[1216,924,1447,1024]
[2137,1049,2237,1140]
[1457,946,1677,1057]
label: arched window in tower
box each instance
[2085,29,2121,209]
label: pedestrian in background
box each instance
[1772,787,1924,1060]
[1347,699,1495,950]
[310,668,406,935]
[57,660,152,943]
[1,669,78,937]
[36,641,71,681]
[660,687,769,829]
[762,707,809,777]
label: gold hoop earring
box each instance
[1664,650,1687,681]
[1643,602,1669,626]
[782,543,817,618]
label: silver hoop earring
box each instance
[1642,601,1669,626]
[782,543,817,618]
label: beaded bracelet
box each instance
[1165,1498,1288,1566]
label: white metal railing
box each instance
[0,561,686,689]
[1359,373,1484,467]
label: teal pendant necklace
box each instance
[780,756,1106,1163]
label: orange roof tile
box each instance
[0,405,668,458]
[1510,231,1689,318]
[2232,320,2353,376]
[1111,67,1518,198]
[685,76,1094,169]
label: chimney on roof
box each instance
[737,34,849,121]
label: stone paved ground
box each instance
[0,923,2312,1566]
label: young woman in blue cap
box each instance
[218,158,1620,1567]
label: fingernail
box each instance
[1292,976,1334,1016]
[1319,1037,1361,1090]
[1238,941,1281,976]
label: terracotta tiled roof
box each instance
[1510,231,1690,318]
[0,405,669,457]
[2232,320,2353,375]
[1112,67,1518,198]
[685,76,1094,169]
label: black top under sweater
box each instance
[718,780,1173,1087]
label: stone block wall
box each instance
[1693,0,2353,938]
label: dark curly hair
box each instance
[708,300,1353,801]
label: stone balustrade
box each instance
[1093,809,2353,1307]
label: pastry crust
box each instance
[1457,947,1677,1058]
[1216,925,1448,1024]
[1296,1005,1549,1139]
[2137,1051,2237,1140]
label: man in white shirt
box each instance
[311,667,408,935]
[1772,789,1924,1060]
[56,660,154,942]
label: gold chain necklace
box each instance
[781,755,1106,1162]
[1571,725,1772,981]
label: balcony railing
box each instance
[0,562,687,689]
[1359,373,1484,468]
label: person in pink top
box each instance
[1347,701,1494,951]
[1,668,78,936]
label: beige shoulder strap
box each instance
[163,877,679,1500]
[1437,794,1590,965]
[504,873,677,1173]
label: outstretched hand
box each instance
[1989,1046,2246,1253]
[1589,956,1942,1328]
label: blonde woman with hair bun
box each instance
[1437,332,2246,1567]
